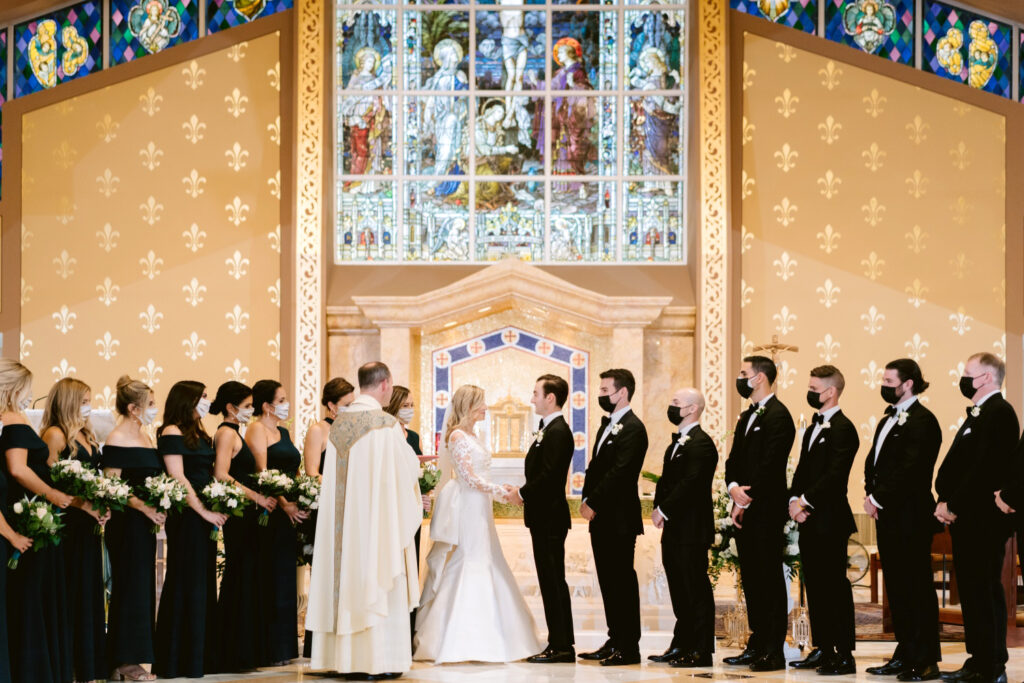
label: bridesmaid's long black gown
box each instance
[259,426,301,665]
[102,444,162,671]
[60,441,107,681]
[2,424,73,683]
[153,434,217,679]
[302,417,332,658]
[0,444,10,683]
[215,423,261,672]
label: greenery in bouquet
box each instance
[293,474,320,512]
[254,469,295,526]
[200,480,251,540]
[297,528,315,567]
[7,496,65,569]
[140,474,189,533]
[50,458,99,498]
[419,461,440,495]
[89,474,132,516]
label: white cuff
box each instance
[868,494,883,510]
[789,496,799,504]
[800,494,812,509]
[734,501,749,510]
[656,506,668,521]
[728,481,739,492]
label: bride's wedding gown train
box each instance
[413,429,542,663]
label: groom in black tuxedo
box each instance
[513,375,576,664]
[579,368,648,666]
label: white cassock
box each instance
[307,394,422,675]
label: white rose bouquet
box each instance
[140,474,188,533]
[200,480,250,540]
[292,474,320,513]
[88,474,132,517]
[254,469,295,526]
[7,496,64,569]
[50,458,99,498]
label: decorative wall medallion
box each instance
[129,0,183,54]
[841,0,897,55]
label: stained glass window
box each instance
[824,0,914,65]
[207,0,292,34]
[15,1,103,97]
[730,0,818,35]
[922,0,1011,99]
[110,0,200,65]
[336,0,687,264]
[0,29,6,200]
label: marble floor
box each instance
[156,642,1024,682]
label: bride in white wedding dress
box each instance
[413,385,543,663]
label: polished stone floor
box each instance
[156,642,1024,682]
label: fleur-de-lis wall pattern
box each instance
[741,34,1006,506]
[20,33,282,407]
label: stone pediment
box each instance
[350,260,674,333]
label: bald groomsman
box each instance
[788,366,858,675]
[865,359,942,682]
[648,388,718,668]
[935,353,1019,683]
[723,355,796,672]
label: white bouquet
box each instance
[200,480,250,540]
[89,473,132,516]
[140,474,188,533]
[254,469,295,526]
[7,496,64,569]
[50,458,99,498]
[292,474,320,512]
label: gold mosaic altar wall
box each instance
[740,32,1007,505]
[19,33,282,405]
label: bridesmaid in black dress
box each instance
[299,377,355,656]
[247,379,306,666]
[102,376,165,682]
[152,381,227,679]
[40,378,109,683]
[0,360,36,683]
[210,381,276,673]
[0,360,73,683]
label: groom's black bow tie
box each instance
[884,405,897,417]
[812,413,824,425]
[600,416,611,428]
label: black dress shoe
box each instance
[723,649,759,666]
[792,648,830,669]
[898,664,941,682]
[942,664,975,682]
[671,652,714,668]
[345,674,402,681]
[958,671,1008,683]
[819,655,857,676]
[649,647,687,663]
[527,647,576,664]
[601,651,641,666]
[579,642,615,661]
[869,659,910,676]
[750,653,787,672]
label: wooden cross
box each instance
[752,334,799,364]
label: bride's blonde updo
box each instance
[444,385,486,446]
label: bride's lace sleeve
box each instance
[449,431,506,497]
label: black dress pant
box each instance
[950,524,1008,676]
[876,517,940,666]
[735,522,788,655]
[798,531,855,654]
[661,533,715,654]
[591,531,641,653]
[531,528,575,650]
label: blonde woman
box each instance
[1,360,73,683]
[413,385,541,663]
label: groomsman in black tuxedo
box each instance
[579,368,648,666]
[995,438,1024,635]
[934,353,1019,683]
[788,365,859,676]
[722,355,796,672]
[647,388,718,668]
[513,374,576,664]
[864,359,942,682]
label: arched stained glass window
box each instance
[334,0,688,264]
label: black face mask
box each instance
[806,390,825,410]
[598,394,616,413]
[667,405,683,425]
[736,377,754,399]
[880,385,900,405]
[958,376,977,400]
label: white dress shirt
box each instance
[869,394,918,509]
[789,405,842,509]
[539,411,562,430]
[657,421,701,520]
[729,394,775,509]
[596,405,632,453]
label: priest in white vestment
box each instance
[308,362,423,678]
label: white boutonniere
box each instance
[678,434,691,446]
[821,421,831,430]
[755,406,766,417]
[533,429,545,444]
[970,406,981,418]
[897,411,908,426]
[610,423,623,436]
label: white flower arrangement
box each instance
[971,406,981,418]
[255,469,295,526]
[293,474,321,512]
[610,423,623,436]
[897,411,909,426]
[200,480,250,540]
[140,474,188,533]
[677,434,691,446]
[533,428,545,444]
[755,405,766,417]
[820,420,831,430]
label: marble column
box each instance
[611,326,645,418]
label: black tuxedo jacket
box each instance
[653,425,718,546]
[520,414,574,533]
[864,398,942,530]
[935,393,1019,533]
[723,395,796,528]
[581,409,649,536]
[789,409,859,538]
[1000,436,1024,519]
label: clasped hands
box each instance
[933,501,957,525]
[501,484,524,507]
[994,490,1016,515]
[729,485,752,529]
[788,499,810,524]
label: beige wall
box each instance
[741,32,1007,506]
[19,33,283,407]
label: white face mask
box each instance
[235,406,255,423]
[141,407,159,425]
[17,395,31,412]
[80,405,92,420]
[273,402,290,421]
[397,407,415,424]
[196,397,211,419]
